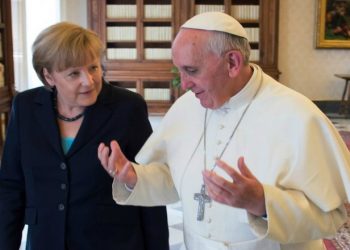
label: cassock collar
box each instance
[216,63,262,115]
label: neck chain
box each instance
[194,79,262,221]
[53,92,84,122]
[56,111,84,122]
[204,100,253,171]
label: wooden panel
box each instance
[88,0,280,114]
[0,0,14,158]
[0,86,12,157]
[0,86,12,113]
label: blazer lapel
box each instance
[33,88,63,157]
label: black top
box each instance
[0,81,169,250]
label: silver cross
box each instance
[194,184,211,221]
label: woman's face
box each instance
[44,58,103,109]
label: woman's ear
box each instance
[226,50,243,78]
[43,68,54,87]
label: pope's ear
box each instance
[43,68,54,86]
[226,50,243,78]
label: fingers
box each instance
[204,157,265,214]
[119,161,133,179]
[98,143,110,170]
[106,140,127,178]
[108,141,136,187]
[237,157,255,179]
[108,168,116,177]
[98,141,137,186]
[97,141,123,178]
[203,169,233,206]
[215,157,256,183]
[110,141,129,164]
[203,159,240,197]
[107,141,118,174]
[202,157,249,202]
[203,170,232,204]
[109,141,128,173]
[215,159,243,183]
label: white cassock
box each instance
[113,64,350,250]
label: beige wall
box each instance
[61,0,87,27]
[279,0,350,101]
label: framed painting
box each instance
[316,0,350,48]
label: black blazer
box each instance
[0,82,169,250]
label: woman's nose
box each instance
[81,71,94,86]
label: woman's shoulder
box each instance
[101,82,145,104]
[14,86,49,104]
[17,86,47,95]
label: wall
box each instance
[279,0,350,101]
[11,0,88,91]
[25,0,61,89]
[60,0,87,27]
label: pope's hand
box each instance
[98,140,137,188]
[202,157,266,217]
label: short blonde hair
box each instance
[32,22,105,86]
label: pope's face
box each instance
[172,29,230,109]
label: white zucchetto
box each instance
[181,11,248,40]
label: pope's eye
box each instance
[185,68,197,75]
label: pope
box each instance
[98,12,350,250]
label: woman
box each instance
[0,22,169,250]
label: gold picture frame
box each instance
[316,0,350,48]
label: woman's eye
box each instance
[68,71,80,77]
[90,65,99,72]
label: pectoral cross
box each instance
[194,184,211,221]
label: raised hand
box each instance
[202,157,266,217]
[98,140,137,188]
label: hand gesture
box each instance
[98,140,137,188]
[203,157,266,217]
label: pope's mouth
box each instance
[194,91,205,98]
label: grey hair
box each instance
[206,31,251,65]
